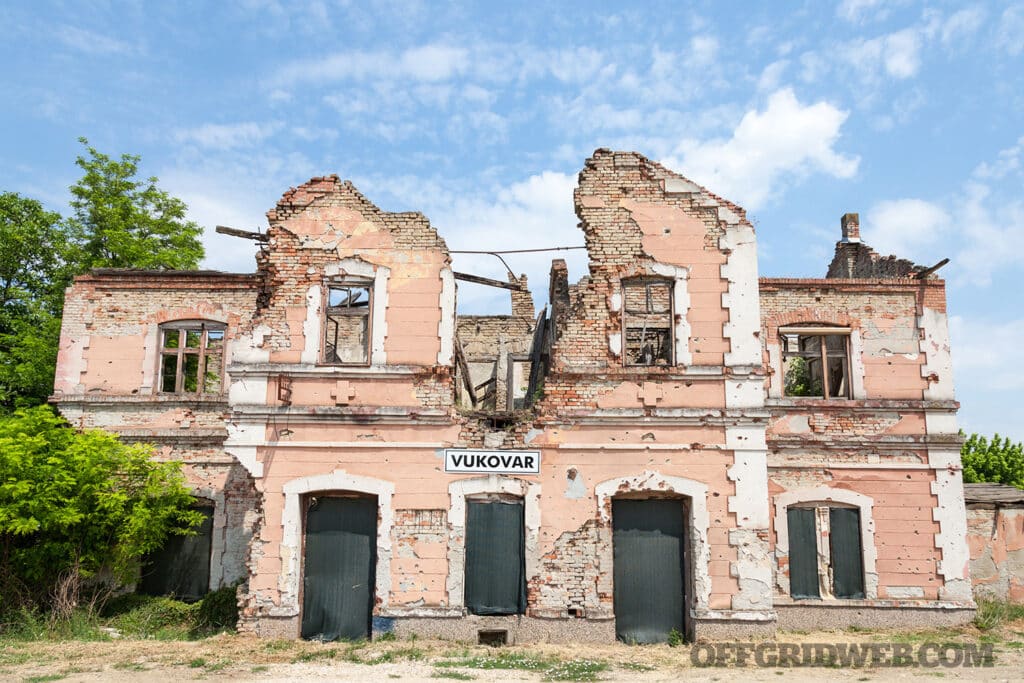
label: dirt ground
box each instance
[2,622,1023,682]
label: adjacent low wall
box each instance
[966,504,1024,602]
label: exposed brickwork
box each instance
[52,149,975,641]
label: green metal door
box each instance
[139,505,213,602]
[612,499,686,643]
[301,496,377,641]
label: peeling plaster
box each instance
[595,471,711,612]
[773,486,878,600]
[437,268,456,365]
[919,309,954,401]
[278,470,395,617]
[719,224,760,368]
[446,475,541,611]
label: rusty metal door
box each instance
[301,496,376,641]
[612,499,686,643]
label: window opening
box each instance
[324,281,372,365]
[159,323,225,394]
[781,327,850,398]
[623,280,673,366]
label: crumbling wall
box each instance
[967,505,1024,602]
[826,214,923,279]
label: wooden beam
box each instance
[915,258,950,279]
[453,332,477,407]
[215,225,269,242]
[453,271,526,291]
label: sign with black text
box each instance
[444,448,541,475]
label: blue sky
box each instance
[2,0,1022,441]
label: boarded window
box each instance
[623,280,673,366]
[464,500,526,615]
[780,329,850,398]
[324,282,371,365]
[138,505,214,602]
[830,508,865,598]
[787,505,865,600]
[786,507,820,599]
[158,323,225,394]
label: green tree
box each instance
[961,432,1024,489]
[0,192,69,311]
[69,137,204,270]
[0,193,71,408]
[0,406,202,616]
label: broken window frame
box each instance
[157,321,226,395]
[622,278,675,367]
[322,279,373,366]
[779,326,852,399]
[786,503,866,600]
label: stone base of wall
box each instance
[389,615,617,644]
[776,604,975,631]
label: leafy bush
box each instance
[961,433,1024,489]
[195,584,240,633]
[0,406,203,621]
[107,595,198,639]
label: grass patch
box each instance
[436,651,608,682]
[23,675,66,683]
[432,671,476,680]
[368,646,426,664]
[619,661,655,671]
[974,598,1024,631]
[542,659,608,681]
[187,657,207,668]
[290,648,338,663]
[251,664,269,673]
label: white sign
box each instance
[444,449,541,475]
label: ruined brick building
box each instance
[52,150,975,643]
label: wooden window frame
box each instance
[779,326,852,399]
[622,278,676,368]
[157,321,225,395]
[322,279,373,367]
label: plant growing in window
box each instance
[780,327,851,398]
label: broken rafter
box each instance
[453,332,478,407]
[453,271,527,291]
[915,258,950,279]
[215,225,269,242]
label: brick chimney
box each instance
[841,213,861,243]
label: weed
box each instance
[543,658,608,681]
[195,584,240,633]
[666,628,684,647]
[376,631,397,642]
[290,648,337,663]
[23,675,66,683]
[619,661,654,671]
[251,665,269,673]
[112,661,148,671]
[0,650,32,666]
[974,599,1024,631]
[105,596,197,640]
[263,639,295,652]
[187,657,207,668]
[433,671,475,680]
[369,646,426,664]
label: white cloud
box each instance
[173,122,282,150]
[268,43,470,87]
[845,28,922,80]
[973,137,1024,180]
[938,6,986,46]
[837,0,890,23]
[996,4,1024,56]
[757,60,788,92]
[662,88,859,210]
[950,315,1024,391]
[54,25,135,55]
[860,198,951,259]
